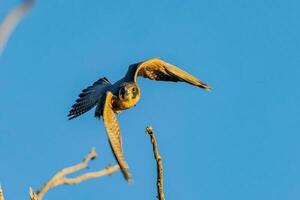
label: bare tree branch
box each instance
[146,126,165,200]
[3,126,166,200]
[0,0,34,55]
[29,148,120,200]
[0,185,4,200]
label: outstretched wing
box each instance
[125,58,211,90]
[102,91,132,182]
[68,77,111,120]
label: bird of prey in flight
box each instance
[68,58,211,182]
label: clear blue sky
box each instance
[0,0,299,199]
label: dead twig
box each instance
[0,0,34,55]
[146,126,165,200]
[29,148,120,200]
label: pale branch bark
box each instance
[0,185,4,200]
[0,0,34,55]
[29,148,120,200]
[146,126,165,200]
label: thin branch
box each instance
[30,148,120,200]
[52,165,119,187]
[0,185,4,200]
[0,0,34,55]
[29,188,38,200]
[146,126,165,200]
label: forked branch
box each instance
[29,148,119,200]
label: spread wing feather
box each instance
[103,91,132,182]
[125,58,211,90]
[68,77,111,120]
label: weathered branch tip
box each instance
[29,187,38,200]
[146,125,154,135]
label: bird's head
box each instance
[119,82,140,101]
